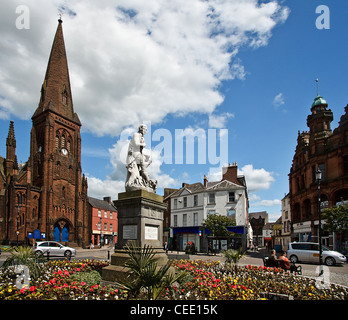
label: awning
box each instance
[205,226,246,234]
[172,226,200,234]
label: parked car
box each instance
[33,241,76,259]
[288,242,346,266]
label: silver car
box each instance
[34,241,76,259]
[288,242,346,266]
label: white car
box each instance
[288,242,346,266]
[34,241,76,259]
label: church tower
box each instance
[29,19,88,246]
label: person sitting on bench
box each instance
[279,251,301,273]
[267,249,279,267]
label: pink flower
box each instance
[81,282,86,286]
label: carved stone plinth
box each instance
[102,190,168,284]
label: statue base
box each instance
[102,190,168,284]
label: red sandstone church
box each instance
[0,19,90,247]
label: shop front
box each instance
[172,227,201,252]
[292,221,312,242]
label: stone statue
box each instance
[125,124,157,193]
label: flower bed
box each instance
[0,259,127,300]
[172,260,348,300]
[1,258,347,300]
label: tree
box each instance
[322,203,348,235]
[202,213,236,238]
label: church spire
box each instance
[32,19,80,125]
[6,120,16,161]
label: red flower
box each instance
[29,286,36,292]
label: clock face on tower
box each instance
[61,148,68,156]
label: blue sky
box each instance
[1,1,348,222]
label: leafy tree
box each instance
[202,213,236,237]
[322,203,348,234]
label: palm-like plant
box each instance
[222,248,245,273]
[1,246,43,279]
[120,241,187,300]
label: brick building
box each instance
[289,92,348,250]
[88,197,118,247]
[0,19,90,247]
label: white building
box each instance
[281,193,292,250]
[169,163,250,252]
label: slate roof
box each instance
[88,196,117,211]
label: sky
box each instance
[1,0,348,222]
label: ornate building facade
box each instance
[0,19,90,247]
[289,93,348,250]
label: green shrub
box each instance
[70,270,102,286]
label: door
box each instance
[308,243,320,263]
[53,224,61,242]
[62,225,69,242]
[49,242,62,256]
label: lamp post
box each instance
[96,217,103,248]
[315,168,323,276]
[16,206,20,246]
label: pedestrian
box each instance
[164,241,168,254]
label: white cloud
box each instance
[273,93,285,108]
[206,163,275,194]
[251,199,281,207]
[209,112,234,128]
[0,0,289,136]
[238,164,275,193]
[86,176,125,200]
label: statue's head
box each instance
[138,124,147,134]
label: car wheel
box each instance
[289,255,298,263]
[325,257,335,266]
[64,250,72,260]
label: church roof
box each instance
[32,19,81,125]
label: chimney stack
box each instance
[103,196,111,204]
[203,174,208,188]
[222,162,239,184]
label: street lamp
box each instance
[96,217,103,247]
[16,206,20,246]
[315,168,323,276]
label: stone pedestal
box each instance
[102,190,168,283]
